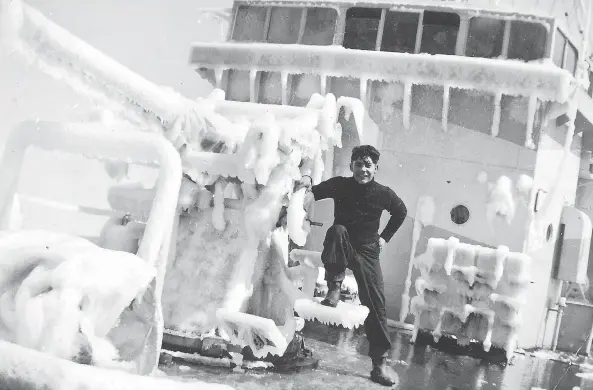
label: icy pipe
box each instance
[0,121,183,375]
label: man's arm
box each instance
[295,176,341,202]
[379,189,407,243]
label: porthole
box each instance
[450,205,470,225]
[546,224,554,242]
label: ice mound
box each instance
[0,230,156,366]
[410,237,531,360]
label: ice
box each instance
[0,230,155,366]
[486,176,516,225]
[287,188,309,247]
[294,298,369,329]
[212,181,226,231]
[190,42,573,102]
[337,96,365,141]
[516,174,534,197]
[410,238,532,358]
[0,340,234,390]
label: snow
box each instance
[190,42,573,102]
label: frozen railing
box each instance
[191,42,574,149]
[0,121,183,375]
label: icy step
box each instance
[216,308,290,359]
[294,298,369,329]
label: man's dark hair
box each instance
[351,145,380,164]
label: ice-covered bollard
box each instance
[410,237,531,360]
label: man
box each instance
[297,145,407,386]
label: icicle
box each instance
[444,237,459,275]
[320,74,327,95]
[442,85,451,133]
[524,96,538,149]
[281,71,289,106]
[400,196,435,323]
[323,146,334,181]
[478,309,495,352]
[215,68,224,89]
[337,97,365,143]
[312,150,324,185]
[403,83,412,131]
[432,308,445,342]
[409,295,425,343]
[492,245,509,288]
[249,69,258,103]
[287,188,309,247]
[491,92,502,137]
[212,180,226,231]
[360,78,368,108]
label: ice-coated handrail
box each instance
[0,121,183,375]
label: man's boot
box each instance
[370,357,397,387]
[320,280,342,307]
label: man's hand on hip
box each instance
[379,237,386,253]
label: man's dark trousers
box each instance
[321,224,391,360]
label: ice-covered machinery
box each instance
[0,122,183,375]
[410,237,532,360]
[0,0,371,373]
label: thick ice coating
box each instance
[0,230,156,367]
[410,237,531,360]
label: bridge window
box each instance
[381,11,419,53]
[226,70,251,102]
[301,8,338,45]
[267,7,303,44]
[420,11,460,55]
[465,17,504,58]
[232,6,267,42]
[412,84,444,121]
[553,29,578,75]
[507,21,547,62]
[343,8,383,51]
[448,88,494,135]
[289,74,321,106]
[258,72,283,104]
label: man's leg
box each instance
[350,242,396,386]
[320,225,354,307]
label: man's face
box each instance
[350,156,378,184]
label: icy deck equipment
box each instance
[410,237,532,360]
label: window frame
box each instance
[553,27,579,76]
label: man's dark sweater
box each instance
[311,176,407,246]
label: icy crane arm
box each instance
[0,121,183,375]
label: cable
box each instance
[551,340,587,390]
